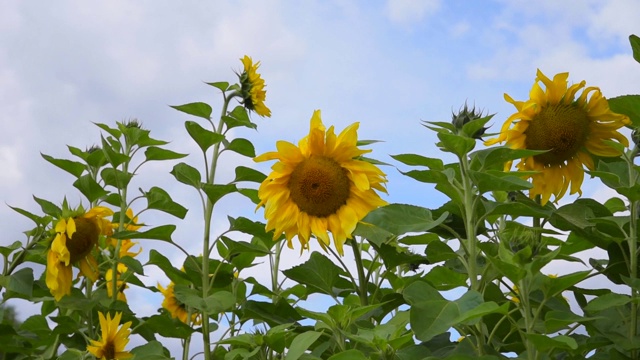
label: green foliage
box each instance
[2,44,640,360]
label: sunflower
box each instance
[157,282,201,325]
[485,69,630,205]
[105,209,141,302]
[46,206,114,301]
[239,55,271,117]
[254,110,388,255]
[86,311,132,360]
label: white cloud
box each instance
[386,0,441,25]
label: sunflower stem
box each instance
[351,237,369,306]
[625,145,640,356]
[200,92,236,360]
[270,241,283,302]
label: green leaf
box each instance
[112,225,176,242]
[373,243,430,269]
[283,252,347,296]
[0,241,22,258]
[171,162,202,189]
[608,94,640,128]
[233,166,267,183]
[184,121,224,152]
[223,106,257,130]
[144,186,188,219]
[100,168,133,188]
[130,340,172,360]
[238,188,261,205]
[8,205,44,225]
[57,349,85,360]
[100,136,129,167]
[359,203,448,236]
[242,299,303,326]
[170,102,212,120]
[119,256,144,275]
[220,237,270,259]
[630,34,640,64]
[437,132,476,157]
[173,286,235,315]
[226,138,256,157]
[94,122,121,138]
[327,350,368,360]
[526,334,577,351]
[390,154,444,170]
[545,270,591,297]
[206,81,229,91]
[41,154,85,177]
[469,170,532,193]
[423,266,468,290]
[137,315,194,339]
[146,250,190,285]
[405,282,488,342]
[285,331,323,360]
[33,195,61,216]
[73,174,108,203]
[544,310,597,333]
[144,147,188,161]
[470,146,545,171]
[461,114,493,138]
[584,293,631,312]
[604,197,627,213]
[5,268,33,296]
[202,183,237,205]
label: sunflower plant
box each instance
[1,37,640,360]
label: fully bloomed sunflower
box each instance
[254,110,388,255]
[239,55,271,117]
[86,311,132,360]
[46,206,113,301]
[157,281,201,325]
[485,69,630,204]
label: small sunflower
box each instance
[157,282,201,325]
[485,69,630,204]
[239,55,271,117]
[254,110,388,255]
[46,206,113,301]
[86,311,132,360]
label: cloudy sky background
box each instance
[1,0,639,355]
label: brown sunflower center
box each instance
[103,341,116,359]
[524,103,590,166]
[67,217,99,263]
[288,155,351,217]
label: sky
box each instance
[1,0,639,355]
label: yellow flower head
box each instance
[87,311,133,360]
[485,69,630,205]
[254,110,388,255]
[46,206,114,301]
[157,282,201,325]
[239,55,271,117]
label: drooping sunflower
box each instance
[485,69,630,205]
[86,311,132,360]
[157,282,201,325]
[239,55,271,117]
[254,110,388,255]
[46,206,114,301]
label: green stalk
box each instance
[351,237,369,306]
[270,241,283,302]
[459,154,478,290]
[201,94,234,360]
[626,146,639,356]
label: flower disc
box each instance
[288,155,350,217]
[67,217,99,263]
[524,104,590,166]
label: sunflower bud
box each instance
[451,102,487,139]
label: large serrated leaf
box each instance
[171,102,212,120]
